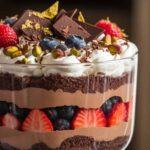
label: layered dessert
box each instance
[0,1,138,150]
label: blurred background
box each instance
[0,0,149,149]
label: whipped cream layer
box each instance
[0,40,138,77]
[0,121,131,149]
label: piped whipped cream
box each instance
[0,39,138,77]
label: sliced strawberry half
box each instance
[2,113,20,130]
[22,109,53,132]
[107,102,127,127]
[72,109,106,129]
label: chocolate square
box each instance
[53,14,91,40]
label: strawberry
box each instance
[22,109,53,132]
[72,109,106,129]
[96,19,126,38]
[2,113,20,130]
[107,102,127,127]
[0,24,18,48]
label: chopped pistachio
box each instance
[32,46,42,57]
[22,57,29,64]
[43,27,53,35]
[34,23,41,30]
[5,46,19,56]
[70,48,80,56]
[52,49,64,58]
[108,44,122,55]
[11,51,22,58]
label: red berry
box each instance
[22,109,53,133]
[72,109,106,129]
[107,102,127,127]
[96,19,125,38]
[0,24,18,48]
[2,113,20,130]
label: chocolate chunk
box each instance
[53,14,91,40]
[76,20,104,42]
[13,10,51,40]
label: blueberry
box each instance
[101,96,122,117]
[57,106,76,120]
[56,43,68,51]
[39,38,60,51]
[9,104,30,121]
[65,35,86,49]
[0,101,9,115]
[54,119,71,130]
[5,18,17,25]
[42,108,58,122]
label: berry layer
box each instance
[0,121,131,149]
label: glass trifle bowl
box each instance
[0,52,138,150]
[0,2,138,150]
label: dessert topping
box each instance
[78,11,85,23]
[0,25,18,48]
[96,19,127,38]
[22,109,53,132]
[51,49,65,58]
[41,1,59,19]
[65,35,86,49]
[32,45,43,57]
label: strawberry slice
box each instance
[107,102,127,127]
[2,113,20,130]
[22,109,53,132]
[72,109,106,129]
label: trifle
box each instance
[0,2,138,150]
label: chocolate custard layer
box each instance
[0,121,131,149]
[0,136,129,150]
[0,84,133,108]
[0,72,132,93]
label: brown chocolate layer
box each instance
[0,136,128,150]
[0,72,132,93]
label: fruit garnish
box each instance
[41,1,59,19]
[54,118,71,130]
[65,35,86,49]
[2,113,20,130]
[5,46,19,56]
[78,11,85,23]
[0,24,18,48]
[96,19,127,38]
[72,109,106,129]
[22,109,53,132]
[104,34,112,45]
[107,102,127,127]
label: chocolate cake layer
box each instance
[0,136,128,150]
[0,72,132,93]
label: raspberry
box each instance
[96,19,126,38]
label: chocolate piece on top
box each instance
[13,10,51,40]
[53,14,91,40]
[76,20,104,42]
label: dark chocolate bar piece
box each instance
[53,14,91,40]
[76,20,104,42]
[13,10,51,40]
